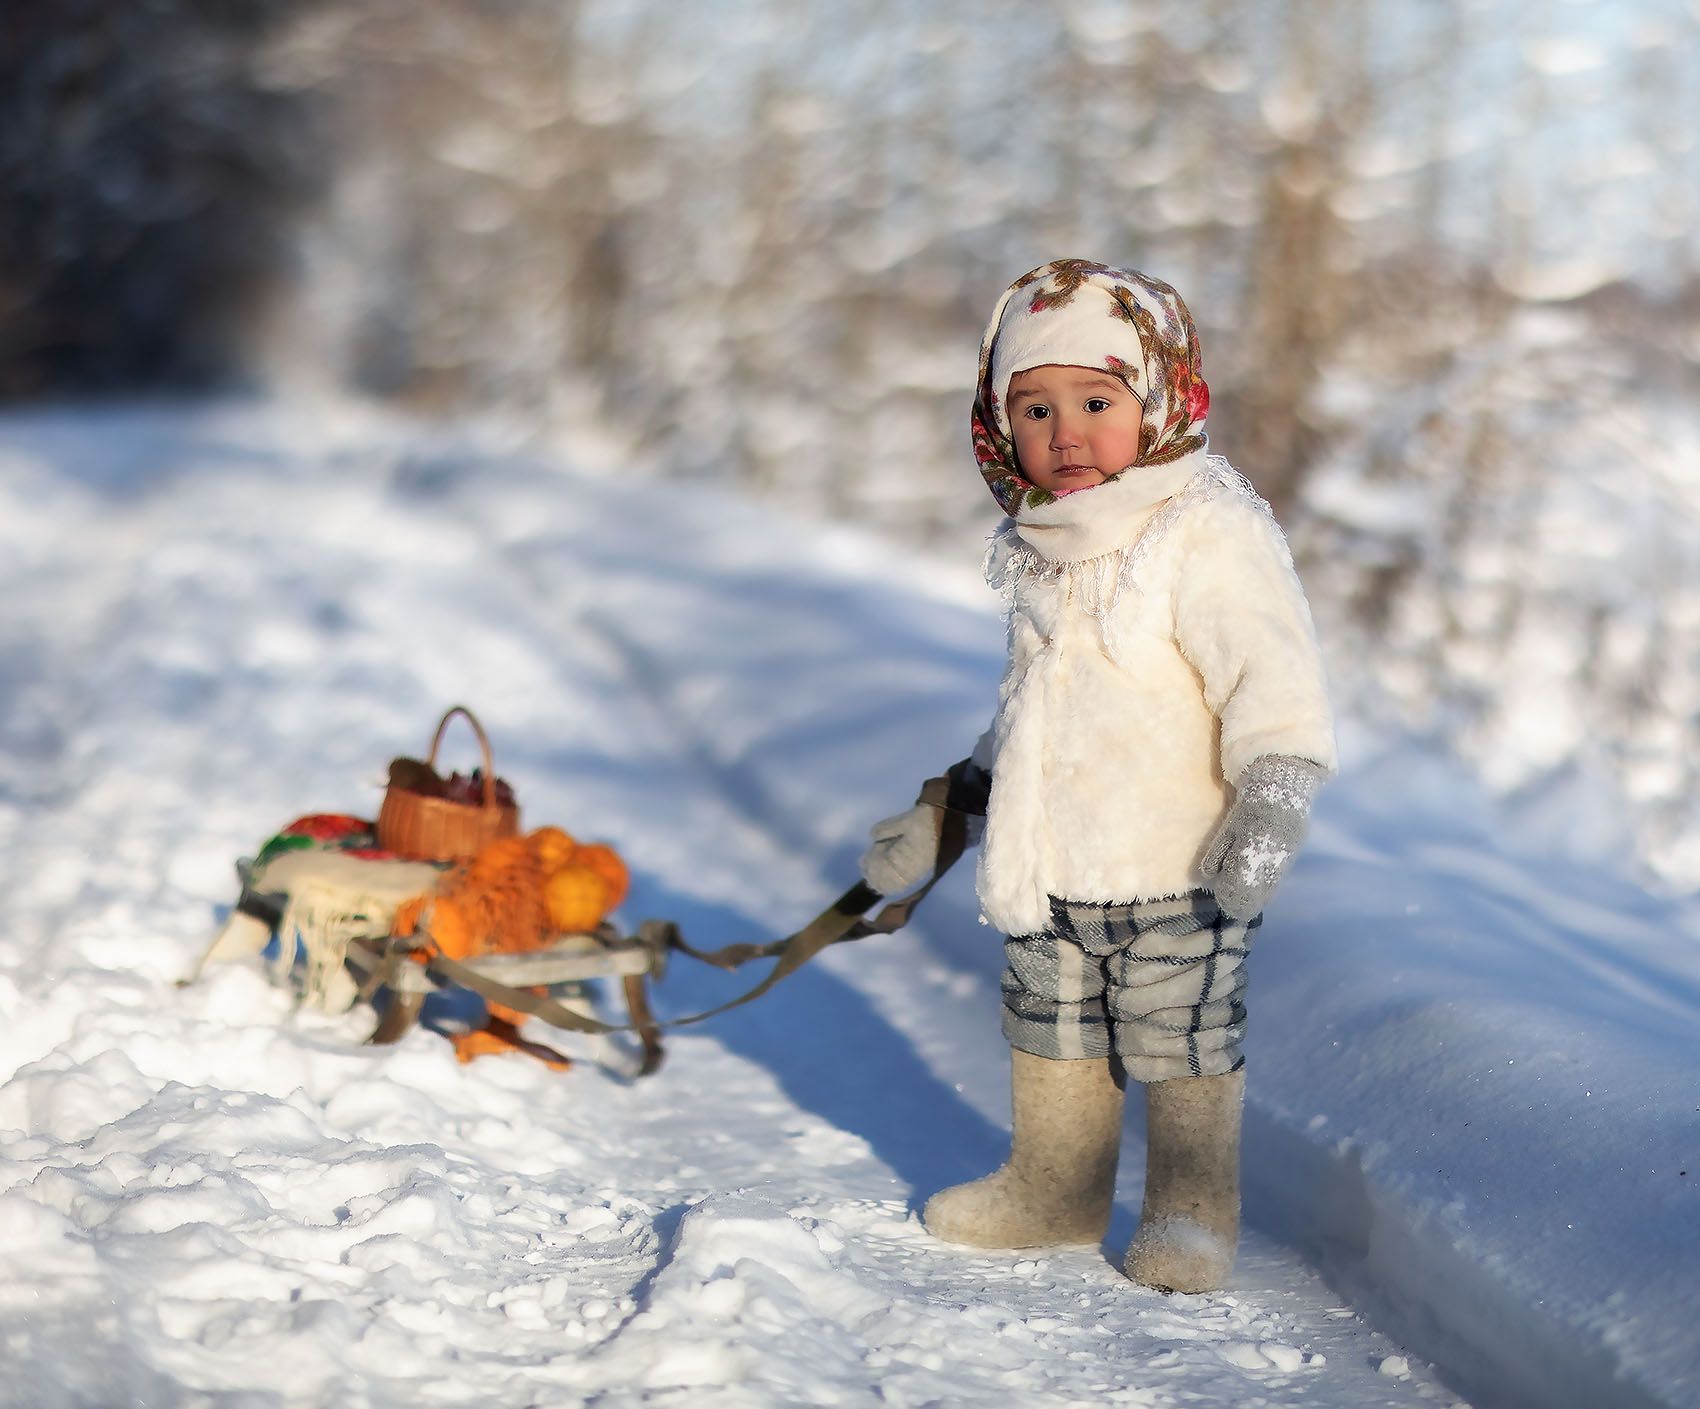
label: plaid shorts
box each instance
[1000,892,1260,1082]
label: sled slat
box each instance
[348,937,655,994]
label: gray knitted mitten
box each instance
[1200,754,1328,921]
[860,758,990,897]
[860,802,944,896]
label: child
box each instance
[860,259,1336,1294]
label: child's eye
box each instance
[1084,397,1112,413]
[1021,405,1050,421]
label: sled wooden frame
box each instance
[344,924,673,1075]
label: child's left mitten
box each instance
[1200,754,1328,920]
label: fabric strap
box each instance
[365,775,970,1038]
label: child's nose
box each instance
[1050,416,1083,449]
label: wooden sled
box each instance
[186,859,670,1076]
[187,769,975,1081]
[343,927,668,1075]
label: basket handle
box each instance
[426,705,500,812]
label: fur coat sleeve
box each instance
[1170,493,1338,786]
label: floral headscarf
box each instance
[972,259,1211,514]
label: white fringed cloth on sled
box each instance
[212,849,444,1013]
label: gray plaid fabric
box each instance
[1000,892,1260,1081]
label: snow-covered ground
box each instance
[1,401,1696,1409]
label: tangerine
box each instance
[570,843,630,910]
[528,825,578,873]
[468,835,534,880]
[427,895,476,958]
[544,866,615,933]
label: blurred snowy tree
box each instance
[0,0,322,395]
[1294,294,1700,888]
[8,0,1700,886]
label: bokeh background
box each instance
[5,0,1699,889]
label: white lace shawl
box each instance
[983,454,1277,653]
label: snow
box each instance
[2,399,1696,1409]
[1295,315,1700,894]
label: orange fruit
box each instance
[544,866,614,933]
[391,894,428,939]
[528,825,577,873]
[427,896,476,958]
[468,835,534,880]
[570,843,629,911]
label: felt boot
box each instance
[923,1048,1124,1248]
[1124,1068,1245,1293]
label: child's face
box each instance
[1006,364,1144,493]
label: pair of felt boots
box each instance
[925,1049,1244,1294]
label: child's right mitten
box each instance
[1200,754,1328,920]
[858,759,990,896]
[859,802,943,897]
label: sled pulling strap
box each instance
[423,775,969,1037]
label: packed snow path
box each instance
[1,404,1694,1408]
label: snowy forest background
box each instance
[5,0,1700,892]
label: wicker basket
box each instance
[376,706,521,862]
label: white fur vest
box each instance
[972,450,1337,935]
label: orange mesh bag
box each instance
[392,839,551,961]
[386,825,634,1066]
